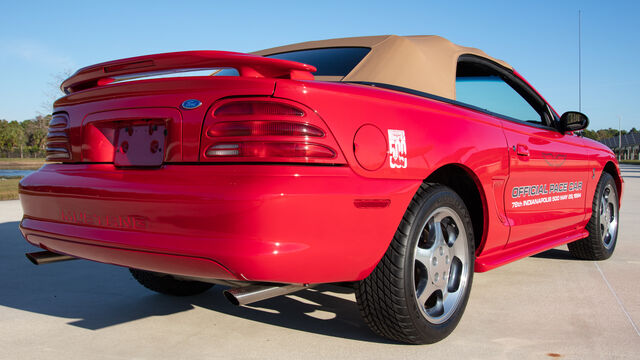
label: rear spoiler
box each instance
[61,50,317,94]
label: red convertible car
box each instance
[19,35,622,344]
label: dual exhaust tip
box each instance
[25,250,76,265]
[25,250,309,306]
[223,284,309,306]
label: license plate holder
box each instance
[114,122,166,167]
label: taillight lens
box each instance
[214,101,304,117]
[201,99,345,164]
[206,143,240,156]
[206,142,336,159]
[207,121,324,138]
[46,113,70,161]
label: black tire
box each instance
[129,268,214,296]
[355,183,475,344]
[568,172,619,260]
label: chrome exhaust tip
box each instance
[224,284,310,306]
[25,251,76,265]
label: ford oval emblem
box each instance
[181,99,202,109]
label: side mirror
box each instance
[560,111,589,133]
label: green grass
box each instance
[0,157,45,162]
[620,160,640,165]
[0,178,21,200]
[0,158,46,170]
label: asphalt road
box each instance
[1,166,639,359]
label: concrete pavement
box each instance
[0,166,638,359]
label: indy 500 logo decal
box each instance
[388,129,407,169]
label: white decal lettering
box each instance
[388,129,407,169]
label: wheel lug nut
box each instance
[446,255,450,264]
[434,273,439,282]
[439,247,444,256]
[432,257,438,266]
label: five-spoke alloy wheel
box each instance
[599,182,618,250]
[413,207,470,324]
[356,183,474,344]
[568,172,619,260]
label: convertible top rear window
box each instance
[266,47,370,76]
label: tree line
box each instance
[0,115,50,158]
[582,127,638,141]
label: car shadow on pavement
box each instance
[530,248,580,261]
[0,221,392,343]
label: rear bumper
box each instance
[19,164,419,283]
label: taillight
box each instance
[46,113,70,161]
[205,142,336,158]
[201,99,346,164]
[207,121,324,137]
[214,101,304,117]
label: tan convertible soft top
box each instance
[253,35,511,100]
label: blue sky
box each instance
[0,0,638,130]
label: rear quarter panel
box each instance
[274,80,512,256]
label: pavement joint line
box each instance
[594,261,640,337]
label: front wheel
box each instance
[355,183,475,344]
[568,172,619,260]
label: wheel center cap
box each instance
[432,245,452,286]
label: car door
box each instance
[456,56,590,249]
[501,118,589,247]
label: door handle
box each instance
[515,144,530,156]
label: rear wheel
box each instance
[355,183,475,344]
[129,268,214,296]
[568,172,619,260]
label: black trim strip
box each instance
[169,162,347,167]
[346,80,560,132]
[55,162,347,167]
